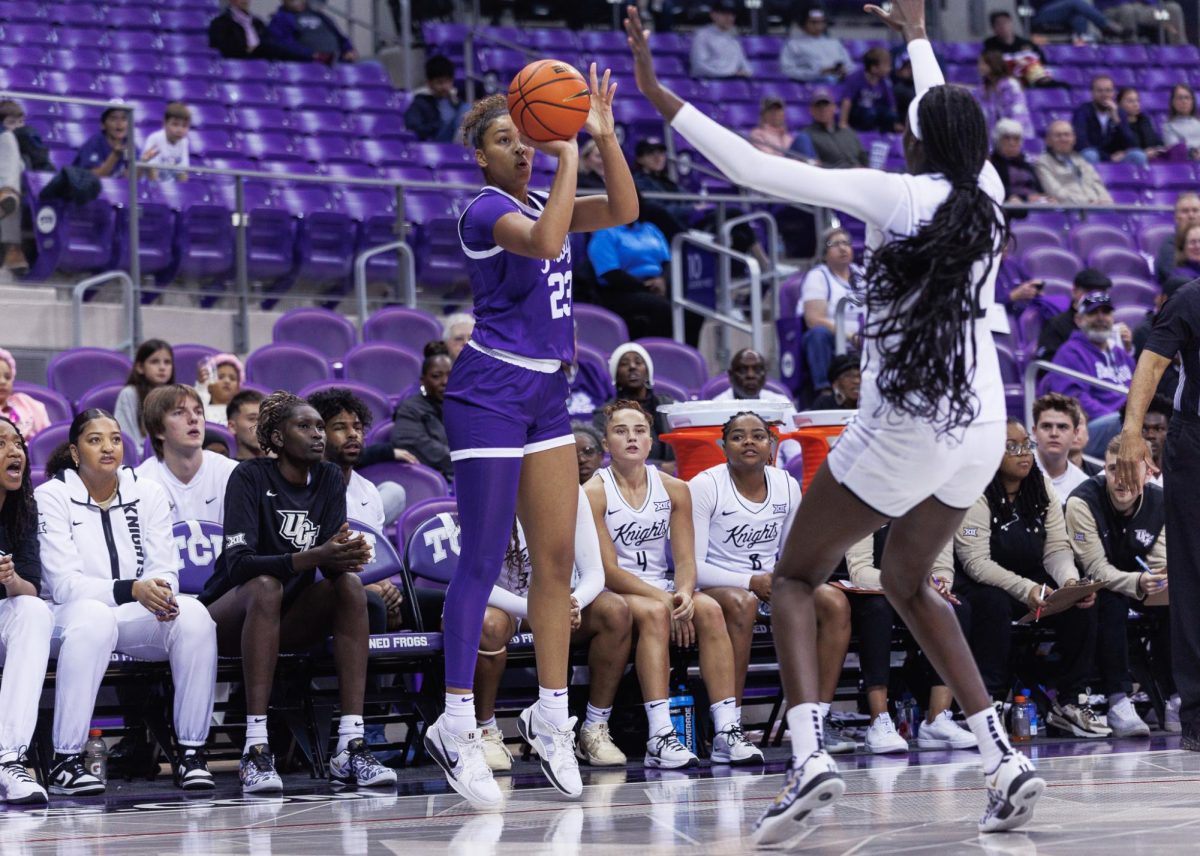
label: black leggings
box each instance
[849,592,968,691]
[1095,590,1174,697]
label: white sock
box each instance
[785,703,823,761]
[711,697,737,732]
[477,716,497,730]
[818,702,831,720]
[645,699,672,736]
[537,685,570,729]
[336,715,364,755]
[444,692,477,736]
[244,715,268,755]
[735,705,743,724]
[585,703,612,726]
[966,706,1012,774]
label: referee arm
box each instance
[1115,349,1172,491]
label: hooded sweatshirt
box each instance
[1039,329,1134,418]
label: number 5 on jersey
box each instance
[549,271,572,319]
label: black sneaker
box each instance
[174,748,215,790]
[1183,722,1200,752]
[49,754,105,796]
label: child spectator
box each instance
[141,102,191,183]
[404,56,469,143]
[73,107,130,178]
[115,339,175,451]
[196,354,244,424]
[839,47,899,133]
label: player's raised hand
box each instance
[583,63,617,139]
[624,6,659,98]
[864,0,927,37]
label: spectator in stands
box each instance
[995,239,1045,310]
[577,139,606,189]
[141,102,191,183]
[391,347,452,481]
[983,10,1056,89]
[1071,75,1146,167]
[208,0,274,60]
[1172,223,1200,280]
[1037,269,1113,361]
[749,96,795,155]
[1033,392,1091,502]
[1155,194,1200,283]
[136,385,237,525]
[574,423,604,484]
[1030,0,1126,43]
[115,339,175,451]
[845,528,977,753]
[1065,437,1171,736]
[404,56,469,144]
[689,1,750,79]
[196,354,243,424]
[1162,84,1200,159]
[801,87,866,168]
[839,47,899,134]
[1118,87,1166,161]
[1040,292,1136,456]
[594,344,675,469]
[952,419,1107,736]
[799,227,861,395]
[1069,407,1104,476]
[39,409,218,795]
[226,389,264,461]
[441,313,474,360]
[267,0,357,65]
[0,415,52,805]
[1033,121,1113,205]
[1106,0,1186,45]
[978,51,1033,140]
[890,47,916,119]
[0,102,27,276]
[0,350,48,440]
[779,6,852,83]
[810,352,861,410]
[198,392,392,794]
[715,348,791,403]
[991,119,1051,204]
[74,107,130,179]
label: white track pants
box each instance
[0,597,52,757]
[50,598,217,754]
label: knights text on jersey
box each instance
[598,465,672,582]
[691,464,799,577]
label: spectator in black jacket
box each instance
[991,119,1050,204]
[1072,75,1146,167]
[208,0,274,60]
[1118,87,1166,160]
[390,347,452,481]
[1036,268,1112,361]
[404,56,469,143]
[267,0,357,65]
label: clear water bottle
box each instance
[894,694,914,739]
[1021,688,1039,738]
[84,729,108,783]
[906,696,922,741]
[1010,696,1031,742]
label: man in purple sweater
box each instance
[1039,292,1135,457]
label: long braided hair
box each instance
[863,84,1009,434]
[0,415,34,541]
[256,391,306,456]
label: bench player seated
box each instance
[472,485,632,771]
[689,411,853,754]
[1065,436,1172,737]
[846,526,978,752]
[585,401,761,767]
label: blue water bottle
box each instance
[1021,688,1038,738]
[668,686,696,753]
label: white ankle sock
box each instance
[711,697,737,732]
[818,701,831,720]
[735,705,743,724]
[244,715,269,756]
[785,703,823,760]
[537,686,569,729]
[585,703,612,726]
[966,706,1012,774]
[645,699,672,736]
[336,715,364,755]
[444,693,477,736]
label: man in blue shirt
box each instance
[268,0,356,64]
[73,107,129,178]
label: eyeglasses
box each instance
[826,239,852,249]
[577,445,600,456]
[1005,440,1037,455]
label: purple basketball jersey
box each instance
[458,187,575,363]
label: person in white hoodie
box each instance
[36,408,217,796]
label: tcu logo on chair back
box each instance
[173,519,224,595]
[277,510,319,550]
[407,512,461,585]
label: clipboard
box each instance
[828,579,886,595]
[1017,580,1104,624]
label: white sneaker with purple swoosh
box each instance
[517,703,583,798]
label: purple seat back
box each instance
[360,461,449,507]
[46,348,132,408]
[396,496,457,556]
[403,506,460,587]
[573,303,629,357]
[634,337,709,393]
[203,422,235,457]
[652,377,691,402]
[1021,246,1082,282]
[245,343,333,393]
[298,380,393,427]
[362,307,443,352]
[778,274,803,318]
[173,519,224,595]
[343,343,422,399]
[1069,223,1133,259]
[696,375,794,401]
[1114,305,1149,332]
[1109,277,1160,310]
[11,382,71,424]
[366,420,393,446]
[271,308,358,363]
[173,344,220,379]
[341,521,403,585]
[76,382,125,416]
[1087,246,1150,279]
[1010,224,1064,253]
[1139,223,1176,255]
[1018,307,1046,350]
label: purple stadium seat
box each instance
[1139,68,1184,91]
[362,306,443,352]
[296,136,360,164]
[635,338,710,393]
[12,382,71,425]
[406,142,476,170]
[218,82,276,108]
[46,348,132,408]
[365,420,393,446]
[401,503,459,588]
[1018,306,1045,349]
[174,518,223,594]
[173,193,235,280]
[298,379,393,427]
[1157,45,1200,66]
[1139,222,1176,255]
[1114,305,1149,332]
[203,422,235,455]
[273,307,357,362]
[1069,223,1133,259]
[1088,246,1150,279]
[349,112,411,141]
[1022,246,1082,282]
[1145,163,1197,191]
[273,62,336,86]
[361,461,449,508]
[572,302,629,357]
[1110,276,1160,310]
[172,344,219,380]
[696,374,794,401]
[343,343,422,400]
[285,109,349,136]
[333,62,391,90]
[276,84,339,111]
[76,382,125,416]
[242,132,299,162]
[245,343,332,393]
[236,107,290,133]
[1010,224,1065,253]
[359,140,410,167]
[114,199,178,277]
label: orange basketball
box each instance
[507,59,591,143]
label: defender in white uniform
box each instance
[626,0,1041,843]
[585,401,763,767]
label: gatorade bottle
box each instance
[84,729,108,783]
[1010,696,1031,742]
[1021,688,1039,738]
[668,687,696,753]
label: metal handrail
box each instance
[833,295,860,356]
[670,230,763,355]
[1022,358,1130,431]
[72,271,135,355]
[354,240,417,329]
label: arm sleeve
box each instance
[220,466,294,585]
[586,229,621,278]
[954,497,1039,603]
[1064,497,1142,598]
[1149,525,1167,569]
[37,488,120,605]
[689,473,750,590]
[138,482,181,593]
[570,491,605,610]
[1041,479,1081,586]
[845,533,882,589]
[11,526,41,595]
[486,586,528,620]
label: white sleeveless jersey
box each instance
[691,464,799,578]
[599,464,672,582]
